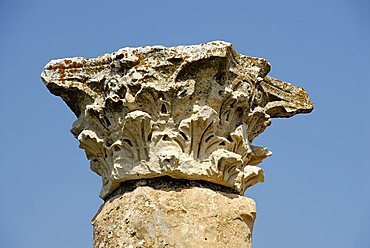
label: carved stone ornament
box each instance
[41,41,313,199]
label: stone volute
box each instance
[42,41,313,247]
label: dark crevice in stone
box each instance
[104,176,238,202]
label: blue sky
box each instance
[0,0,369,247]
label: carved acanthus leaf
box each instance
[42,41,313,199]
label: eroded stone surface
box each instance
[41,41,313,199]
[92,181,256,248]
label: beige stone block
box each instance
[93,181,256,248]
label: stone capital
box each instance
[41,41,313,199]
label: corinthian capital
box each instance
[41,41,313,199]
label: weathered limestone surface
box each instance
[93,178,256,248]
[42,41,313,248]
[41,41,313,199]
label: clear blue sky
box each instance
[0,0,369,247]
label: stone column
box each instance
[41,41,313,248]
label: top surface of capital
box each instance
[41,41,313,199]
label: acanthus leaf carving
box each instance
[77,130,112,197]
[42,41,313,199]
[178,106,222,160]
